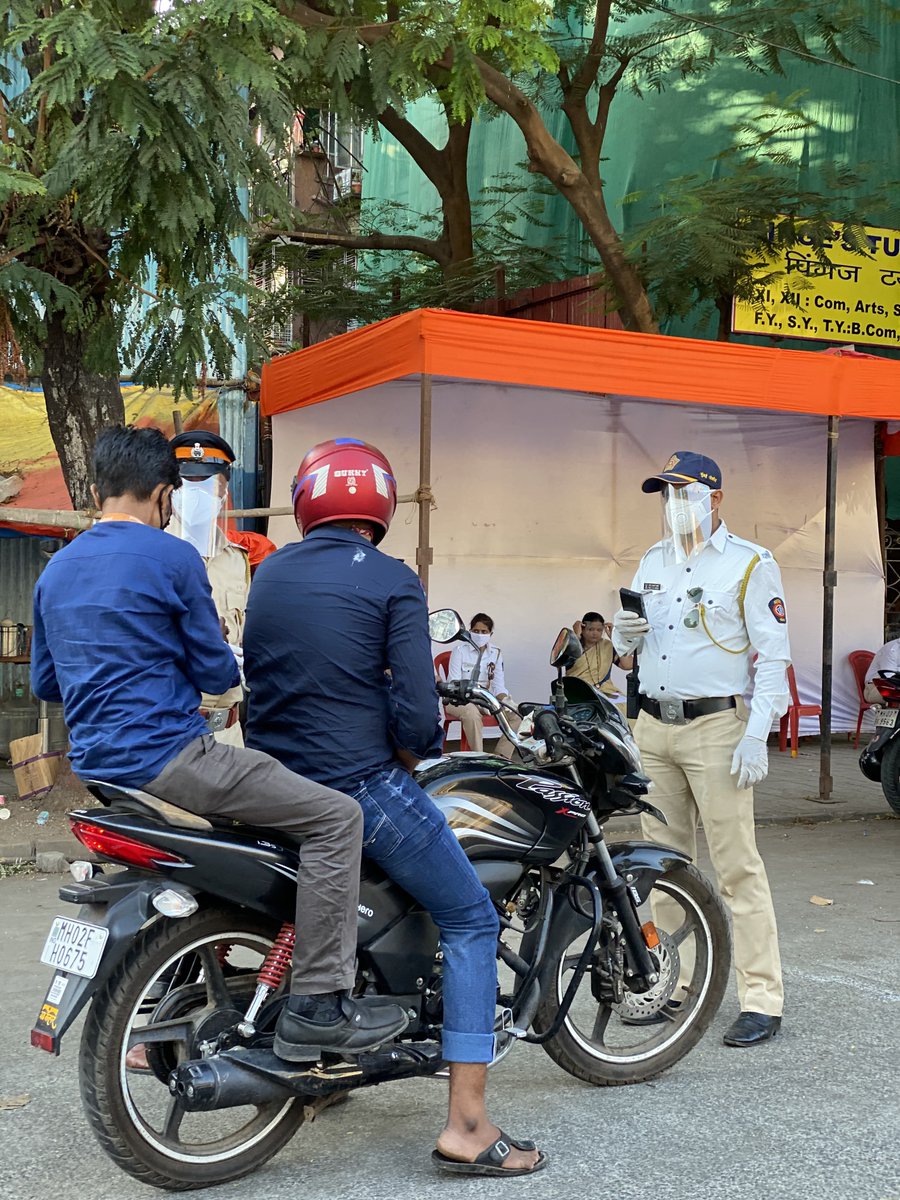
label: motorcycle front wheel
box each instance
[79,907,305,1191]
[534,861,730,1086]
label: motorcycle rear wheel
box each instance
[79,907,305,1190]
[879,738,900,816]
[534,861,730,1086]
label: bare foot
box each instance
[437,1121,541,1172]
[125,1043,150,1071]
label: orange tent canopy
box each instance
[261,308,900,420]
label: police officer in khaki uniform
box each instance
[170,431,250,746]
[612,451,790,1048]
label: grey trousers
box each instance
[144,735,362,995]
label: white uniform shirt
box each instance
[447,642,509,698]
[866,638,900,686]
[628,521,790,740]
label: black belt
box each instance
[641,695,736,723]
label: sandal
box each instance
[431,1130,548,1177]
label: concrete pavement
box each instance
[1,817,899,1200]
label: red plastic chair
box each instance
[848,650,875,749]
[433,651,499,751]
[778,664,823,757]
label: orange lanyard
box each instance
[99,513,144,524]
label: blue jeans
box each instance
[353,767,500,1063]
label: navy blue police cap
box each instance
[641,451,722,493]
[170,430,235,480]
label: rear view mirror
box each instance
[429,609,464,643]
[550,628,583,670]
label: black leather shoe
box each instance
[723,1011,781,1047]
[619,999,682,1026]
[274,995,409,1062]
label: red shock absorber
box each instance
[258,923,296,990]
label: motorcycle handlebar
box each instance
[533,707,568,758]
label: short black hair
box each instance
[470,612,494,632]
[581,611,605,625]
[93,425,182,503]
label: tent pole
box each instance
[819,415,840,802]
[416,374,434,595]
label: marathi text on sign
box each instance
[731,222,900,348]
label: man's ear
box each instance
[90,484,101,508]
[710,489,723,511]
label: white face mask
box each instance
[664,484,713,542]
[170,480,226,556]
[470,631,491,648]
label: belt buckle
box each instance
[658,699,688,726]
[206,709,229,734]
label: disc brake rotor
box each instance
[611,928,681,1022]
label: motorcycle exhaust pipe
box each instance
[170,1058,293,1111]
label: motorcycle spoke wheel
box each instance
[534,862,731,1086]
[80,908,306,1190]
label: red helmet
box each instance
[292,438,397,544]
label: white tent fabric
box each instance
[268,378,884,734]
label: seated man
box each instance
[444,613,522,757]
[864,631,900,705]
[244,437,545,1176]
[31,425,406,1060]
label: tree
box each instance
[0,0,303,507]
[275,0,882,334]
[621,99,900,339]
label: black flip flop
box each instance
[431,1131,548,1177]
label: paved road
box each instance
[1,818,899,1200]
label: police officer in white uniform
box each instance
[612,451,790,1048]
[169,431,250,746]
[445,612,521,757]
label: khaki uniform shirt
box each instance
[201,540,250,711]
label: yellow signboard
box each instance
[732,222,900,348]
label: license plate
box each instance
[40,917,109,980]
[875,709,899,729]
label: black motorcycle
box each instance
[859,669,900,815]
[31,610,730,1190]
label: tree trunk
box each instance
[41,312,125,510]
[440,119,474,275]
[715,294,733,341]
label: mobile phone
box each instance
[619,587,647,619]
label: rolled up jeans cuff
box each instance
[442,1028,496,1064]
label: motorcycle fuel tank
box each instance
[417,755,592,863]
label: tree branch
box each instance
[377,105,448,189]
[565,0,614,103]
[259,225,451,266]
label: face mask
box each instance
[664,487,712,538]
[470,631,491,648]
[170,483,225,554]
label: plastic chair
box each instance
[433,651,500,751]
[848,650,876,749]
[778,664,823,757]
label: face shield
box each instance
[168,474,229,558]
[661,482,714,563]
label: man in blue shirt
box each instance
[32,425,407,1060]
[244,437,545,1177]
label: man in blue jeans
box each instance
[244,437,545,1177]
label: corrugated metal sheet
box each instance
[0,535,53,703]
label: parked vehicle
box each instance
[31,611,730,1190]
[859,670,900,815]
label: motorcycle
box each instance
[858,669,900,815]
[30,610,730,1191]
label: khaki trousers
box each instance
[635,708,783,1017]
[445,702,521,758]
[145,735,362,995]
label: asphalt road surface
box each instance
[1,818,899,1200]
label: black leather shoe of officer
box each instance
[723,1011,781,1047]
[274,994,409,1063]
[619,999,682,1026]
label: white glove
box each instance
[730,734,768,790]
[612,608,651,655]
[229,643,246,688]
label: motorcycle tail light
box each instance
[69,820,184,870]
[31,1029,55,1053]
[873,679,900,701]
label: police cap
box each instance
[641,450,722,493]
[170,430,235,480]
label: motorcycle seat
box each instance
[86,781,214,832]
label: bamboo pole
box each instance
[819,415,840,802]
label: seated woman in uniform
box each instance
[568,611,633,697]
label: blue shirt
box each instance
[244,527,443,792]
[31,521,240,787]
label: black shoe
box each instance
[619,999,682,1027]
[723,1011,781,1047]
[274,994,409,1063]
